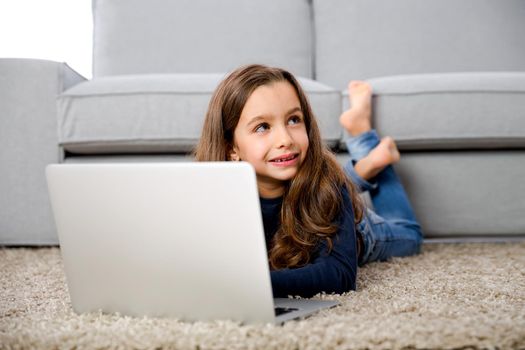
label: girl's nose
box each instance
[275,126,293,148]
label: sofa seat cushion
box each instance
[341,72,525,150]
[58,74,342,155]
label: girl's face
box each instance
[230,81,309,198]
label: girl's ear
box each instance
[228,144,240,161]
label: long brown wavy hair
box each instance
[194,64,363,269]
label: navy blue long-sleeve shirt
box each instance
[260,187,358,298]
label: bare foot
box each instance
[354,137,400,180]
[339,81,373,136]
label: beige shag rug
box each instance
[1,243,524,350]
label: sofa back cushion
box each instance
[92,0,313,78]
[314,0,525,89]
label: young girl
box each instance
[194,64,422,298]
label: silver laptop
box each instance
[46,162,339,324]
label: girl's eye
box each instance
[254,123,270,133]
[288,116,302,125]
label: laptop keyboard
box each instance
[274,307,299,316]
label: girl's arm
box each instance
[270,187,358,298]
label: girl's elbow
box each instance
[332,266,357,294]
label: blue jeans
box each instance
[344,130,423,266]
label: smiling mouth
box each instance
[269,154,299,163]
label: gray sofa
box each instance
[2,0,525,245]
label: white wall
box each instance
[0,0,93,78]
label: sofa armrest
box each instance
[0,58,86,245]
